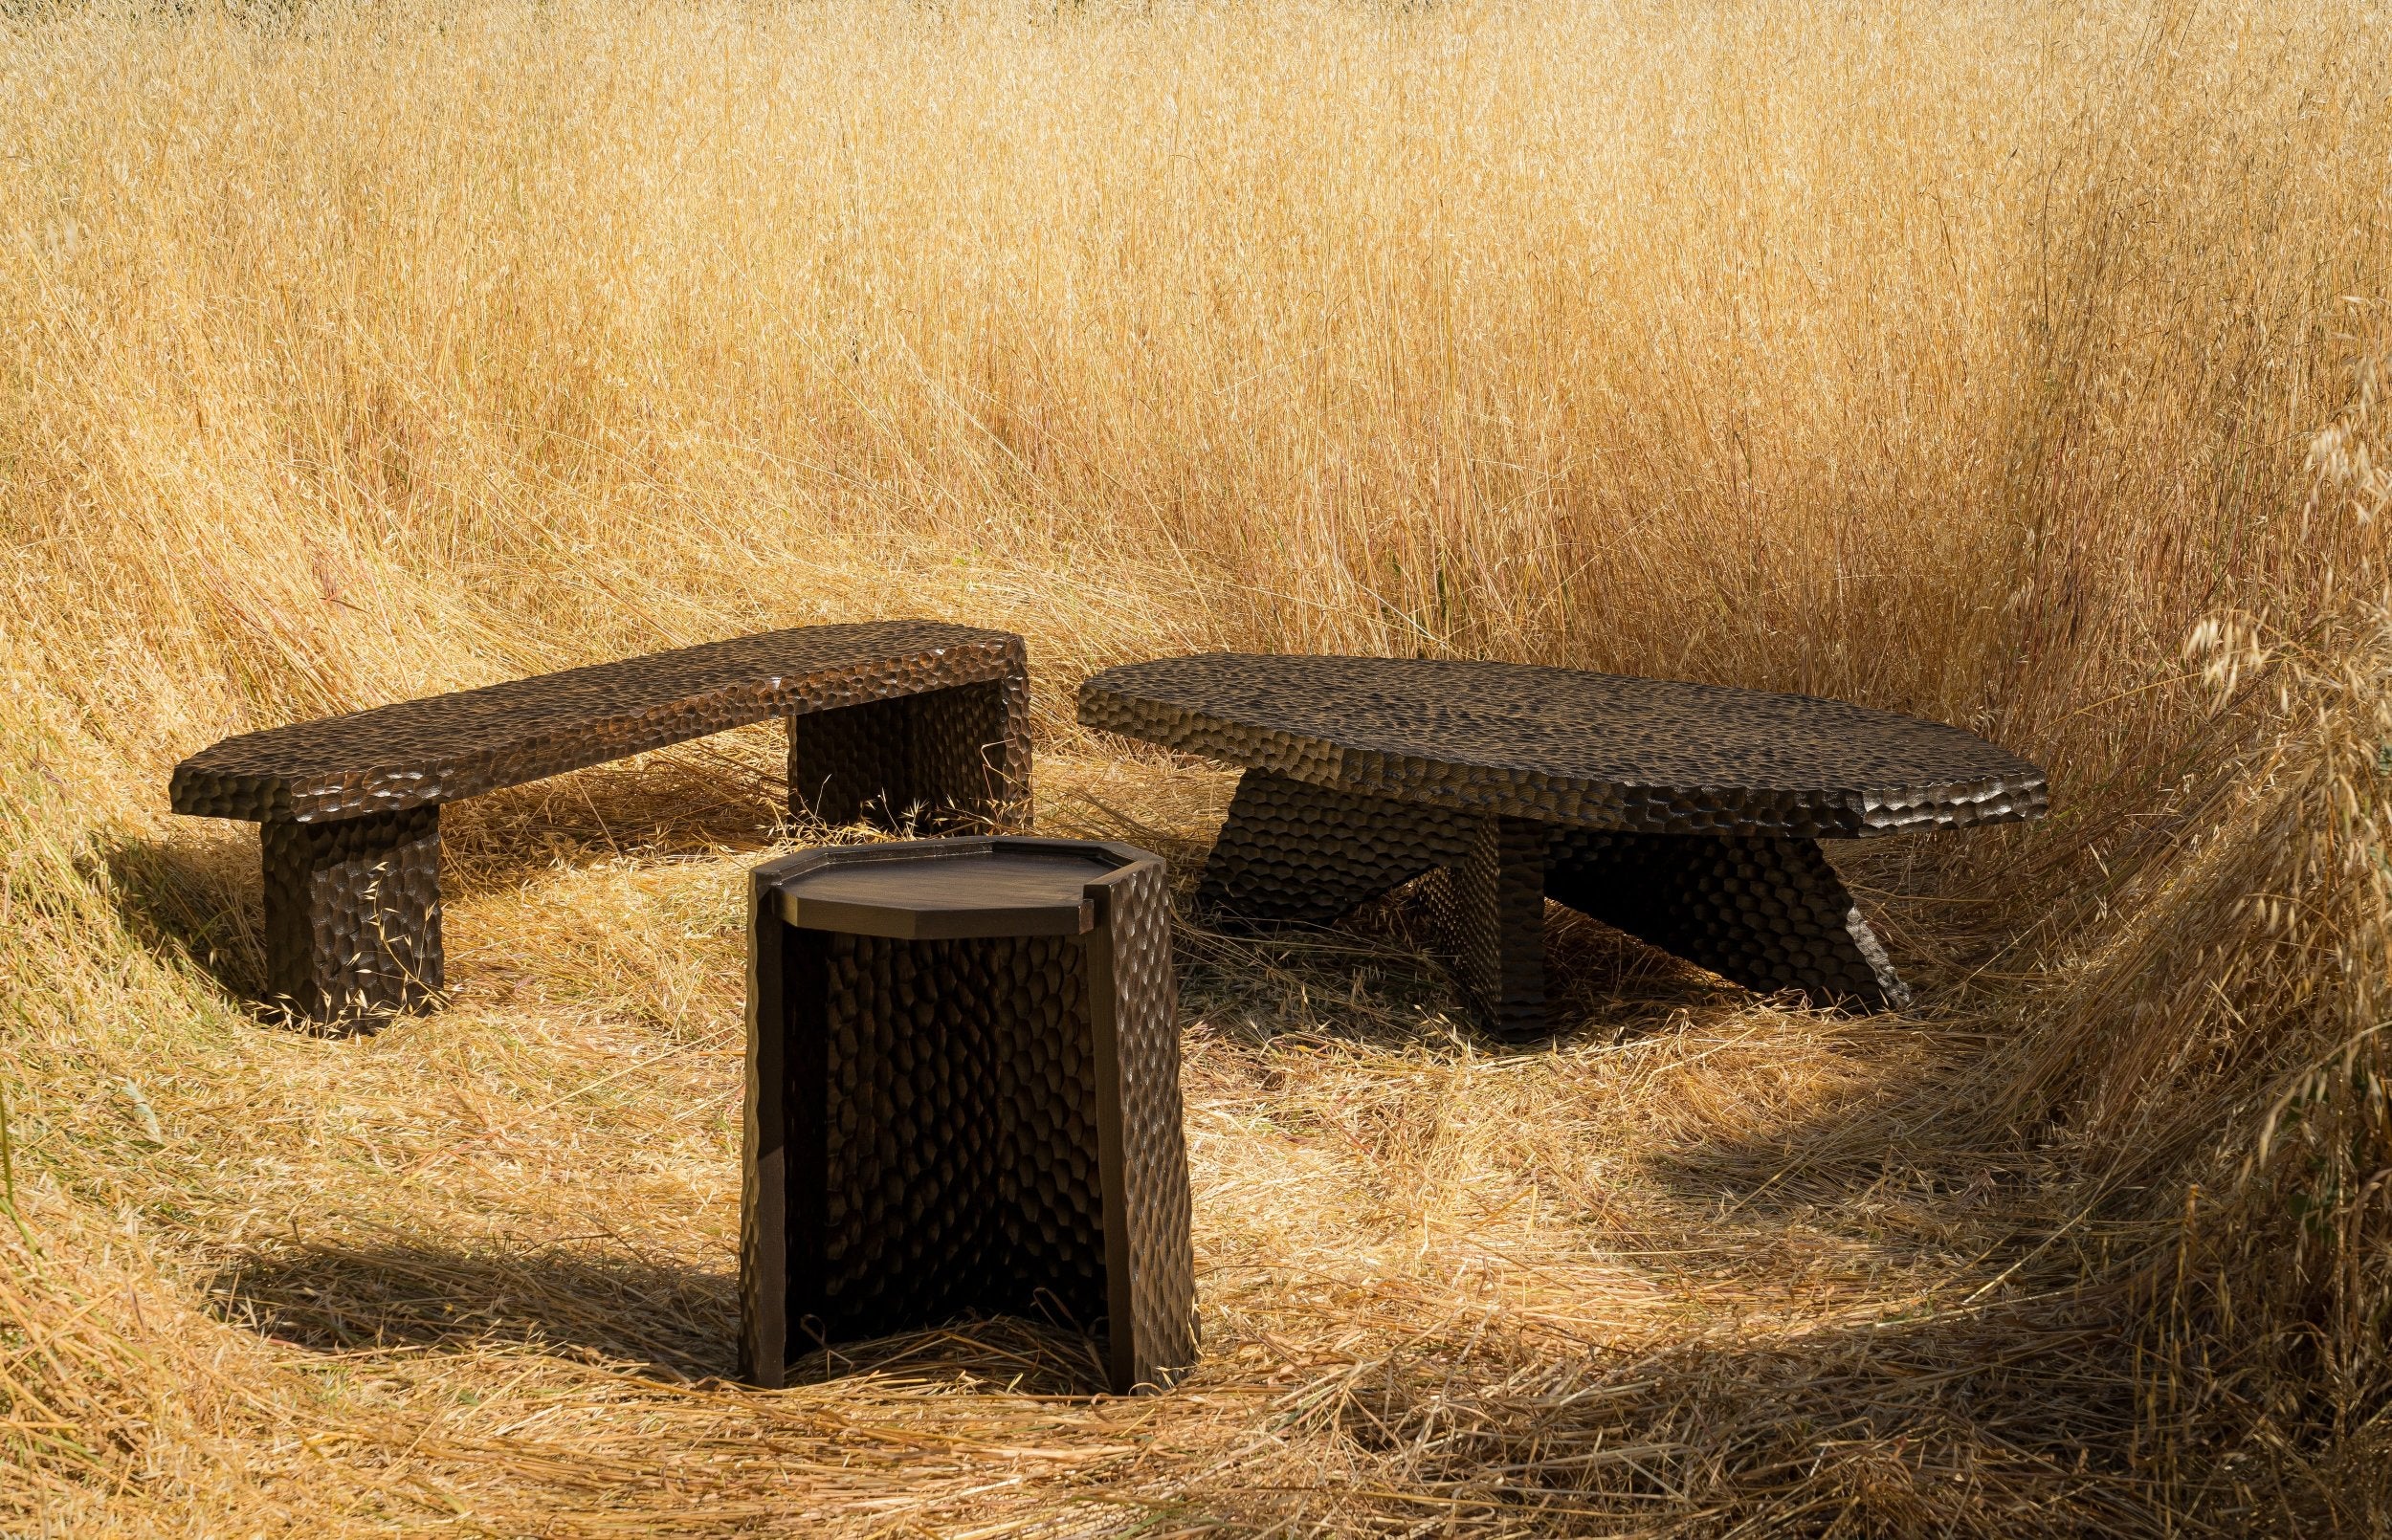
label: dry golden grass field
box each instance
[6,0,2392,1532]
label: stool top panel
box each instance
[772,842,1135,939]
[1079,652,2047,839]
[171,621,1022,825]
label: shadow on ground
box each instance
[91,826,268,1002]
[436,734,798,895]
[1174,880,1744,1052]
[208,1238,741,1378]
[206,1238,1116,1394]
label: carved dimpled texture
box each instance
[1091,858,1200,1391]
[1425,816,1555,1037]
[788,697,913,830]
[991,934,1108,1326]
[1199,769,1471,921]
[793,672,1033,834]
[172,621,1029,825]
[1189,768,1924,1033]
[815,932,1105,1340]
[1079,653,2048,840]
[259,807,443,1023]
[941,658,1034,833]
[1545,829,1908,1009]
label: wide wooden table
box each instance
[1080,653,2046,1035]
[172,621,1030,1023]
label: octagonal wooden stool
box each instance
[740,837,1198,1395]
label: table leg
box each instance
[1200,773,1553,1032]
[1197,775,1913,1028]
[1197,769,1471,922]
[1428,815,1554,1038]
[788,662,1032,834]
[259,807,443,1025]
[1544,830,1910,1010]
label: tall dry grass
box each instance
[4,0,2392,1531]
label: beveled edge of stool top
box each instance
[762,837,1163,940]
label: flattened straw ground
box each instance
[0,750,2333,1533]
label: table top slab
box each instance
[172,621,1020,824]
[1079,653,2046,838]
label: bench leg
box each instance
[787,694,911,828]
[259,807,444,1025]
[1544,831,1910,1010]
[1197,769,1471,922]
[788,667,1032,835]
[1426,815,1554,1038]
[910,667,1032,832]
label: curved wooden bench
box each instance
[171,621,1030,1023]
[1079,652,2046,1036]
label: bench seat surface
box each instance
[1079,653,2046,839]
[173,620,1020,824]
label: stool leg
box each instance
[258,807,443,1025]
[1427,815,1553,1039]
[1544,831,1911,1009]
[1198,770,1472,922]
[741,885,813,1389]
[1086,858,1198,1394]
